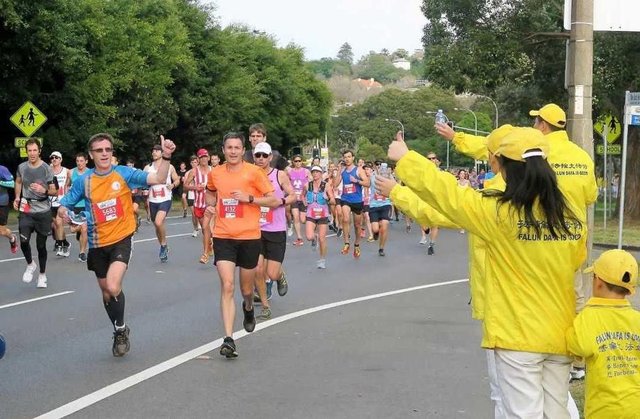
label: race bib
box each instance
[374,193,386,201]
[19,198,31,214]
[259,206,273,224]
[219,198,243,219]
[151,186,166,198]
[92,197,124,224]
[343,183,356,195]
[311,206,327,219]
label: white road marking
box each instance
[0,291,75,310]
[166,222,192,226]
[35,278,469,419]
[131,233,193,244]
[0,257,24,264]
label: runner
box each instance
[424,152,440,255]
[176,162,188,217]
[70,153,89,262]
[287,155,311,246]
[144,144,180,263]
[205,132,279,358]
[362,163,374,241]
[339,150,369,258]
[13,138,57,288]
[0,164,18,254]
[58,133,176,357]
[252,142,295,319]
[184,149,212,263]
[304,165,335,269]
[183,156,199,237]
[329,162,343,236]
[48,151,71,257]
[243,123,289,170]
[368,162,393,256]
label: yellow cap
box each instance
[495,127,549,162]
[529,104,566,128]
[486,124,515,154]
[584,250,638,295]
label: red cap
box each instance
[197,148,209,158]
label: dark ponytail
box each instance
[498,154,579,238]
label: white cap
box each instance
[311,165,323,172]
[50,151,62,158]
[253,142,272,155]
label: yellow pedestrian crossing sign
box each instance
[10,101,47,137]
[594,114,621,143]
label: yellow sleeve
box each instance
[584,159,598,206]
[452,132,489,160]
[389,185,460,229]
[395,151,495,240]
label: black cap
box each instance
[152,144,162,151]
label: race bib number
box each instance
[311,206,327,219]
[219,198,243,219]
[151,186,166,198]
[343,183,356,195]
[259,206,273,224]
[92,197,124,223]
[19,198,31,213]
[374,193,386,201]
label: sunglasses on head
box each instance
[293,160,302,163]
[91,147,113,154]
[254,152,270,158]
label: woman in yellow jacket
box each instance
[383,127,586,418]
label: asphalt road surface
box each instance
[1,217,491,419]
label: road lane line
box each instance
[0,257,24,264]
[0,291,75,310]
[35,278,469,419]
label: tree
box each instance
[337,42,354,65]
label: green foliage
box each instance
[354,53,410,84]
[337,42,354,65]
[0,0,332,167]
[306,57,351,79]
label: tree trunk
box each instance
[623,127,640,218]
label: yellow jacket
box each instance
[396,151,586,354]
[390,174,506,320]
[566,297,640,419]
[452,130,597,219]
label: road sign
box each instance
[596,144,621,155]
[10,101,47,137]
[594,114,622,143]
[631,115,640,126]
[14,137,43,148]
[629,92,640,106]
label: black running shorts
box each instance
[260,231,286,263]
[87,235,133,279]
[212,238,261,269]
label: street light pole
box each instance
[384,118,405,139]
[454,107,478,136]
[474,94,499,128]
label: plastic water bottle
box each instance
[379,162,390,178]
[435,109,446,124]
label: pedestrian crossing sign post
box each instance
[593,114,621,143]
[15,137,43,158]
[10,101,47,137]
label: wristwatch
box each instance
[248,195,254,203]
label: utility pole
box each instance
[566,0,594,308]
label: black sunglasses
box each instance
[254,152,270,158]
[293,160,302,163]
[50,156,61,160]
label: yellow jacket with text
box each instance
[452,130,597,219]
[390,174,506,320]
[396,151,586,354]
[566,297,640,418]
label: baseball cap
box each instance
[529,104,566,128]
[49,151,62,159]
[152,144,162,151]
[254,142,272,155]
[486,124,515,154]
[495,127,549,162]
[584,249,638,295]
[197,148,209,158]
[311,165,323,172]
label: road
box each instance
[0,217,491,419]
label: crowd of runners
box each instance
[1,109,639,418]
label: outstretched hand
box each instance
[387,130,409,162]
[434,122,455,141]
[374,175,397,198]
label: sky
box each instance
[210,0,427,61]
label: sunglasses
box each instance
[91,147,113,154]
[428,156,437,160]
[254,152,270,158]
[50,156,61,160]
[293,160,302,163]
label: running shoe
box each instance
[293,239,304,246]
[112,325,130,357]
[378,248,385,257]
[341,242,350,255]
[54,242,63,257]
[367,235,374,242]
[336,228,343,238]
[406,224,412,233]
[36,273,47,289]
[277,271,288,296]
[220,336,238,358]
[311,237,317,250]
[242,302,256,333]
[419,238,428,245]
[266,280,273,300]
[328,224,336,233]
[199,253,209,264]
[79,252,87,262]
[191,229,199,237]
[22,262,37,283]
[159,245,169,263]
[253,291,262,304]
[316,258,326,269]
[287,225,293,237]
[427,244,435,255]
[257,307,272,320]
[61,244,70,257]
[183,209,187,218]
[570,367,585,381]
[353,245,361,259]
[10,235,18,254]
